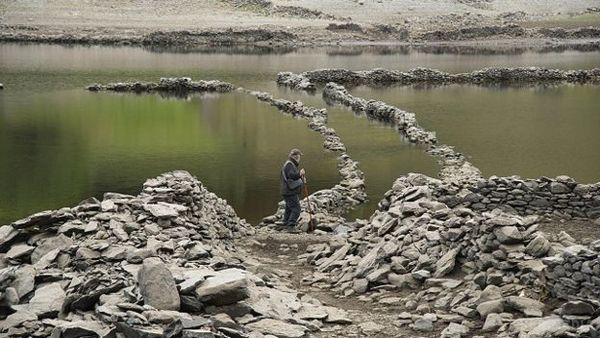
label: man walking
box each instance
[280,148,306,230]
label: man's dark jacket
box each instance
[280,159,303,196]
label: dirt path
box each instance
[237,230,441,338]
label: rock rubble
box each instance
[298,172,600,337]
[0,171,353,337]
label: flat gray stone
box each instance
[144,202,187,218]
[195,268,248,306]
[245,319,307,338]
[13,282,65,317]
[482,313,503,332]
[434,248,458,277]
[6,244,35,260]
[0,310,37,330]
[506,296,544,317]
[494,226,523,244]
[11,265,36,298]
[31,234,73,264]
[138,257,180,311]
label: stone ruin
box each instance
[0,171,353,337]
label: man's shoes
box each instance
[286,227,301,234]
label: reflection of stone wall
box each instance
[436,176,600,220]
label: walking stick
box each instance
[303,180,317,233]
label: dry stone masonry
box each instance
[299,173,600,337]
[86,77,235,95]
[241,89,367,231]
[277,67,600,88]
[0,171,354,337]
[322,82,482,187]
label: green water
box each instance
[351,85,600,183]
[1,43,599,225]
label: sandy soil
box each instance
[1,0,599,46]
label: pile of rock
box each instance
[299,172,600,337]
[0,171,353,337]
[86,77,235,95]
[277,66,600,88]
[435,175,600,220]
[243,89,367,230]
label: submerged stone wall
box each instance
[242,89,367,230]
[322,82,482,188]
[278,67,600,89]
[86,77,235,95]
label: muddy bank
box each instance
[278,67,600,89]
[1,23,600,49]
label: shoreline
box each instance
[1,24,600,50]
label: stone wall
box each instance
[243,89,367,230]
[277,67,600,89]
[435,175,600,220]
[543,242,600,301]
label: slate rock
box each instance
[434,248,458,277]
[195,268,248,306]
[245,319,307,338]
[138,257,180,311]
[561,301,595,316]
[482,313,503,332]
[31,234,73,264]
[506,296,545,317]
[494,226,523,244]
[526,235,551,257]
[6,244,35,260]
[13,282,65,317]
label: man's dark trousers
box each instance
[283,194,301,226]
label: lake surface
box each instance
[1,43,599,225]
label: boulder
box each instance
[138,257,180,311]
